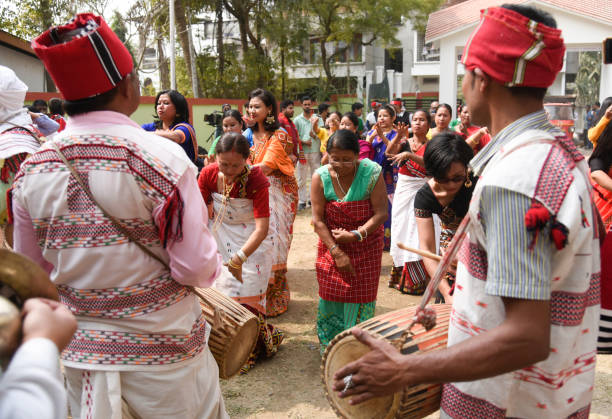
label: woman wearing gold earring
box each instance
[248,88,298,317]
[414,132,475,304]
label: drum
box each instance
[195,287,259,379]
[322,304,452,419]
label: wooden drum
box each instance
[322,304,452,419]
[195,287,259,379]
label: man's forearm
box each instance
[397,298,551,387]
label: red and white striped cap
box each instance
[32,13,134,100]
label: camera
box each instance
[204,111,223,127]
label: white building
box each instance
[0,29,48,92]
[424,0,612,115]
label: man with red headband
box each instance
[10,13,227,418]
[333,5,600,417]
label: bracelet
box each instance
[227,258,241,269]
[329,244,338,253]
[350,230,363,242]
[236,249,248,263]
[359,226,368,239]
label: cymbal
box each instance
[0,249,58,307]
[0,296,20,369]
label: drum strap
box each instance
[49,143,223,323]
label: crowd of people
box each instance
[0,3,610,418]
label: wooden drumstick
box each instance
[397,243,441,262]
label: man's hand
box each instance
[332,328,407,405]
[21,298,77,351]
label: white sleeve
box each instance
[0,338,67,419]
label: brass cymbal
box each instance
[0,296,21,369]
[0,249,59,307]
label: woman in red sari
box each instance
[311,129,388,352]
[589,120,612,354]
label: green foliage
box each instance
[0,1,72,39]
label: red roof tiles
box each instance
[426,0,612,42]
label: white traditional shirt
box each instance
[441,111,600,418]
[12,111,222,371]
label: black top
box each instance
[414,180,475,225]
[589,156,612,174]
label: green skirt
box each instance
[317,298,376,353]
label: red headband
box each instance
[461,7,565,88]
[392,100,402,106]
[32,13,134,100]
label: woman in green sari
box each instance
[311,129,388,352]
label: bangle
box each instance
[236,249,248,263]
[359,226,368,239]
[351,230,363,242]
[228,258,241,269]
[329,244,338,253]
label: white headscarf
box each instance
[0,65,33,133]
[0,66,40,160]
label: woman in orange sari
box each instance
[248,88,298,317]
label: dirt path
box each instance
[220,211,612,418]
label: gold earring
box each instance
[464,168,473,188]
[266,112,275,125]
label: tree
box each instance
[307,0,443,90]
[575,51,601,107]
[110,10,136,62]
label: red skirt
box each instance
[316,199,383,303]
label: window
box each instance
[415,32,439,62]
[142,48,157,71]
[385,48,403,72]
[301,35,363,64]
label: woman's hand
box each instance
[226,255,244,283]
[374,122,385,140]
[331,228,357,244]
[606,104,612,120]
[331,247,356,275]
[395,122,409,140]
[390,151,409,167]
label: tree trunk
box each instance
[320,39,334,87]
[174,0,202,97]
[158,37,170,90]
[281,46,286,98]
[216,0,224,84]
[39,0,56,92]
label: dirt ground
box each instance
[220,211,612,419]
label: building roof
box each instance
[425,0,612,42]
[0,29,36,58]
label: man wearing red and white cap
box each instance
[333,5,600,417]
[10,13,227,418]
[365,101,381,131]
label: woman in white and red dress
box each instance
[387,109,440,294]
[455,103,491,154]
[198,132,284,372]
[588,120,612,354]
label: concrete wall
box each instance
[0,47,46,92]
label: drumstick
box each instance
[397,243,441,261]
